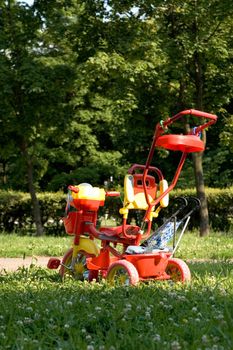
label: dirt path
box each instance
[0,256,57,273]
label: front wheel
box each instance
[106,260,139,286]
[166,258,191,282]
[60,248,90,281]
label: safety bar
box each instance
[127,163,164,181]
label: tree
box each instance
[126,0,233,235]
[0,0,75,234]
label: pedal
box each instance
[47,258,61,269]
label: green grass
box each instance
[0,231,233,260]
[0,263,232,350]
[0,234,71,257]
[0,232,233,349]
[177,231,233,260]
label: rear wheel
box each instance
[106,260,139,286]
[166,258,191,282]
[60,248,90,281]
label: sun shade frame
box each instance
[155,134,205,153]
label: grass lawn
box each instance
[0,231,233,349]
[0,234,71,258]
[0,231,232,260]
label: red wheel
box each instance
[106,260,139,286]
[59,248,90,281]
[166,258,191,282]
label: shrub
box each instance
[0,187,232,235]
[0,190,66,235]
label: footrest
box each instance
[125,245,170,255]
[47,258,61,269]
[100,225,140,237]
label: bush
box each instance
[172,187,233,232]
[0,187,232,235]
[0,190,66,235]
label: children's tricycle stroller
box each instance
[48,109,217,285]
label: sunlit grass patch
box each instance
[0,262,233,350]
[0,231,233,348]
[0,234,71,257]
[176,231,233,260]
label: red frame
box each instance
[57,109,217,282]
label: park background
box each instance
[0,1,233,350]
[0,0,232,237]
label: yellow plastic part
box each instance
[120,174,156,220]
[149,206,162,220]
[72,183,105,201]
[119,207,129,219]
[72,236,100,258]
[159,179,169,208]
[124,175,134,204]
[129,192,153,210]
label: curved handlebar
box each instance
[105,191,121,197]
[68,185,79,193]
[160,109,217,133]
[188,109,217,121]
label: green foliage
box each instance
[0,260,232,349]
[0,0,233,200]
[173,187,233,231]
[0,190,66,235]
[0,187,232,235]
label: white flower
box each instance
[24,317,33,324]
[87,346,94,350]
[153,334,161,342]
[171,340,181,350]
[26,307,33,312]
[201,335,208,343]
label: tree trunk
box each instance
[192,151,209,236]
[27,157,44,236]
[21,146,44,236]
[193,49,210,236]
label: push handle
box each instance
[159,109,217,133]
[187,109,217,121]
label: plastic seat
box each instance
[122,173,157,210]
[99,225,140,237]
